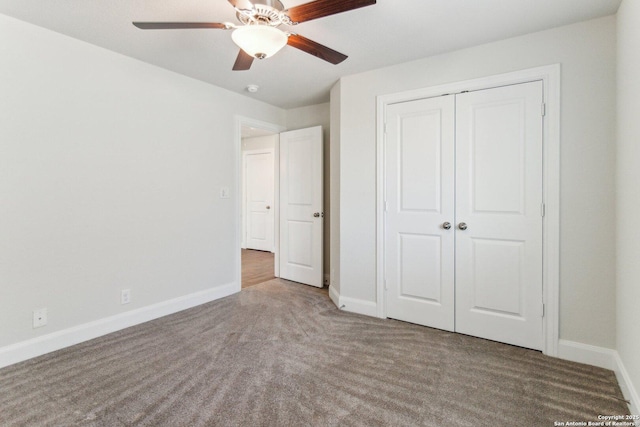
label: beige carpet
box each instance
[0,279,629,426]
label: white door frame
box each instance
[242,147,275,251]
[234,116,286,292]
[375,64,561,357]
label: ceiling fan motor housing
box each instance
[236,0,291,26]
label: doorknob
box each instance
[442,222,452,230]
[266,206,271,210]
[458,222,468,230]
[313,212,320,218]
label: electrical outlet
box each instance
[33,308,47,328]
[121,289,131,305]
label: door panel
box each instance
[245,150,274,251]
[279,126,323,287]
[455,81,544,350]
[470,237,524,315]
[385,96,455,331]
[471,100,526,214]
[399,233,442,302]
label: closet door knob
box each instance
[458,222,468,230]
[442,222,452,230]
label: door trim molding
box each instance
[375,64,561,357]
[234,117,285,292]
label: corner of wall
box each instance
[557,339,639,415]
[614,352,640,416]
[327,285,378,317]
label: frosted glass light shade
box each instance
[231,25,288,59]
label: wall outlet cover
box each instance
[33,308,47,328]
[121,289,131,305]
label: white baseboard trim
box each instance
[557,339,639,415]
[327,286,378,317]
[613,352,640,416]
[328,285,340,308]
[557,339,616,370]
[0,282,238,369]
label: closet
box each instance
[384,81,544,350]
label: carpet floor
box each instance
[0,279,629,426]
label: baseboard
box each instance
[613,352,640,416]
[327,286,378,317]
[0,282,238,369]
[557,339,639,415]
[328,285,340,308]
[557,339,616,370]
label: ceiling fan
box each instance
[133,0,376,71]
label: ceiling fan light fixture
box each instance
[231,25,288,59]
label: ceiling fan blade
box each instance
[132,22,230,30]
[287,34,347,64]
[286,0,376,23]
[233,49,255,71]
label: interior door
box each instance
[279,126,323,287]
[245,149,275,252]
[384,96,456,331]
[455,81,544,350]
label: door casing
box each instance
[376,64,561,357]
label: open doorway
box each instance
[237,118,284,289]
[235,117,325,291]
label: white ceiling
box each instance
[0,0,621,109]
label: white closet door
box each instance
[245,150,275,252]
[385,96,456,331]
[279,126,323,287]
[455,81,544,350]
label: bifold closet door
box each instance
[455,81,544,350]
[384,96,456,331]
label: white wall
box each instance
[334,16,617,348]
[616,0,640,414]
[0,14,285,350]
[286,103,331,279]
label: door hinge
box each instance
[384,279,388,291]
[542,303,545,318]
[541,203,546,217]
[541,103,546,117]
[384,122,388,134]
[384,200,389,212]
